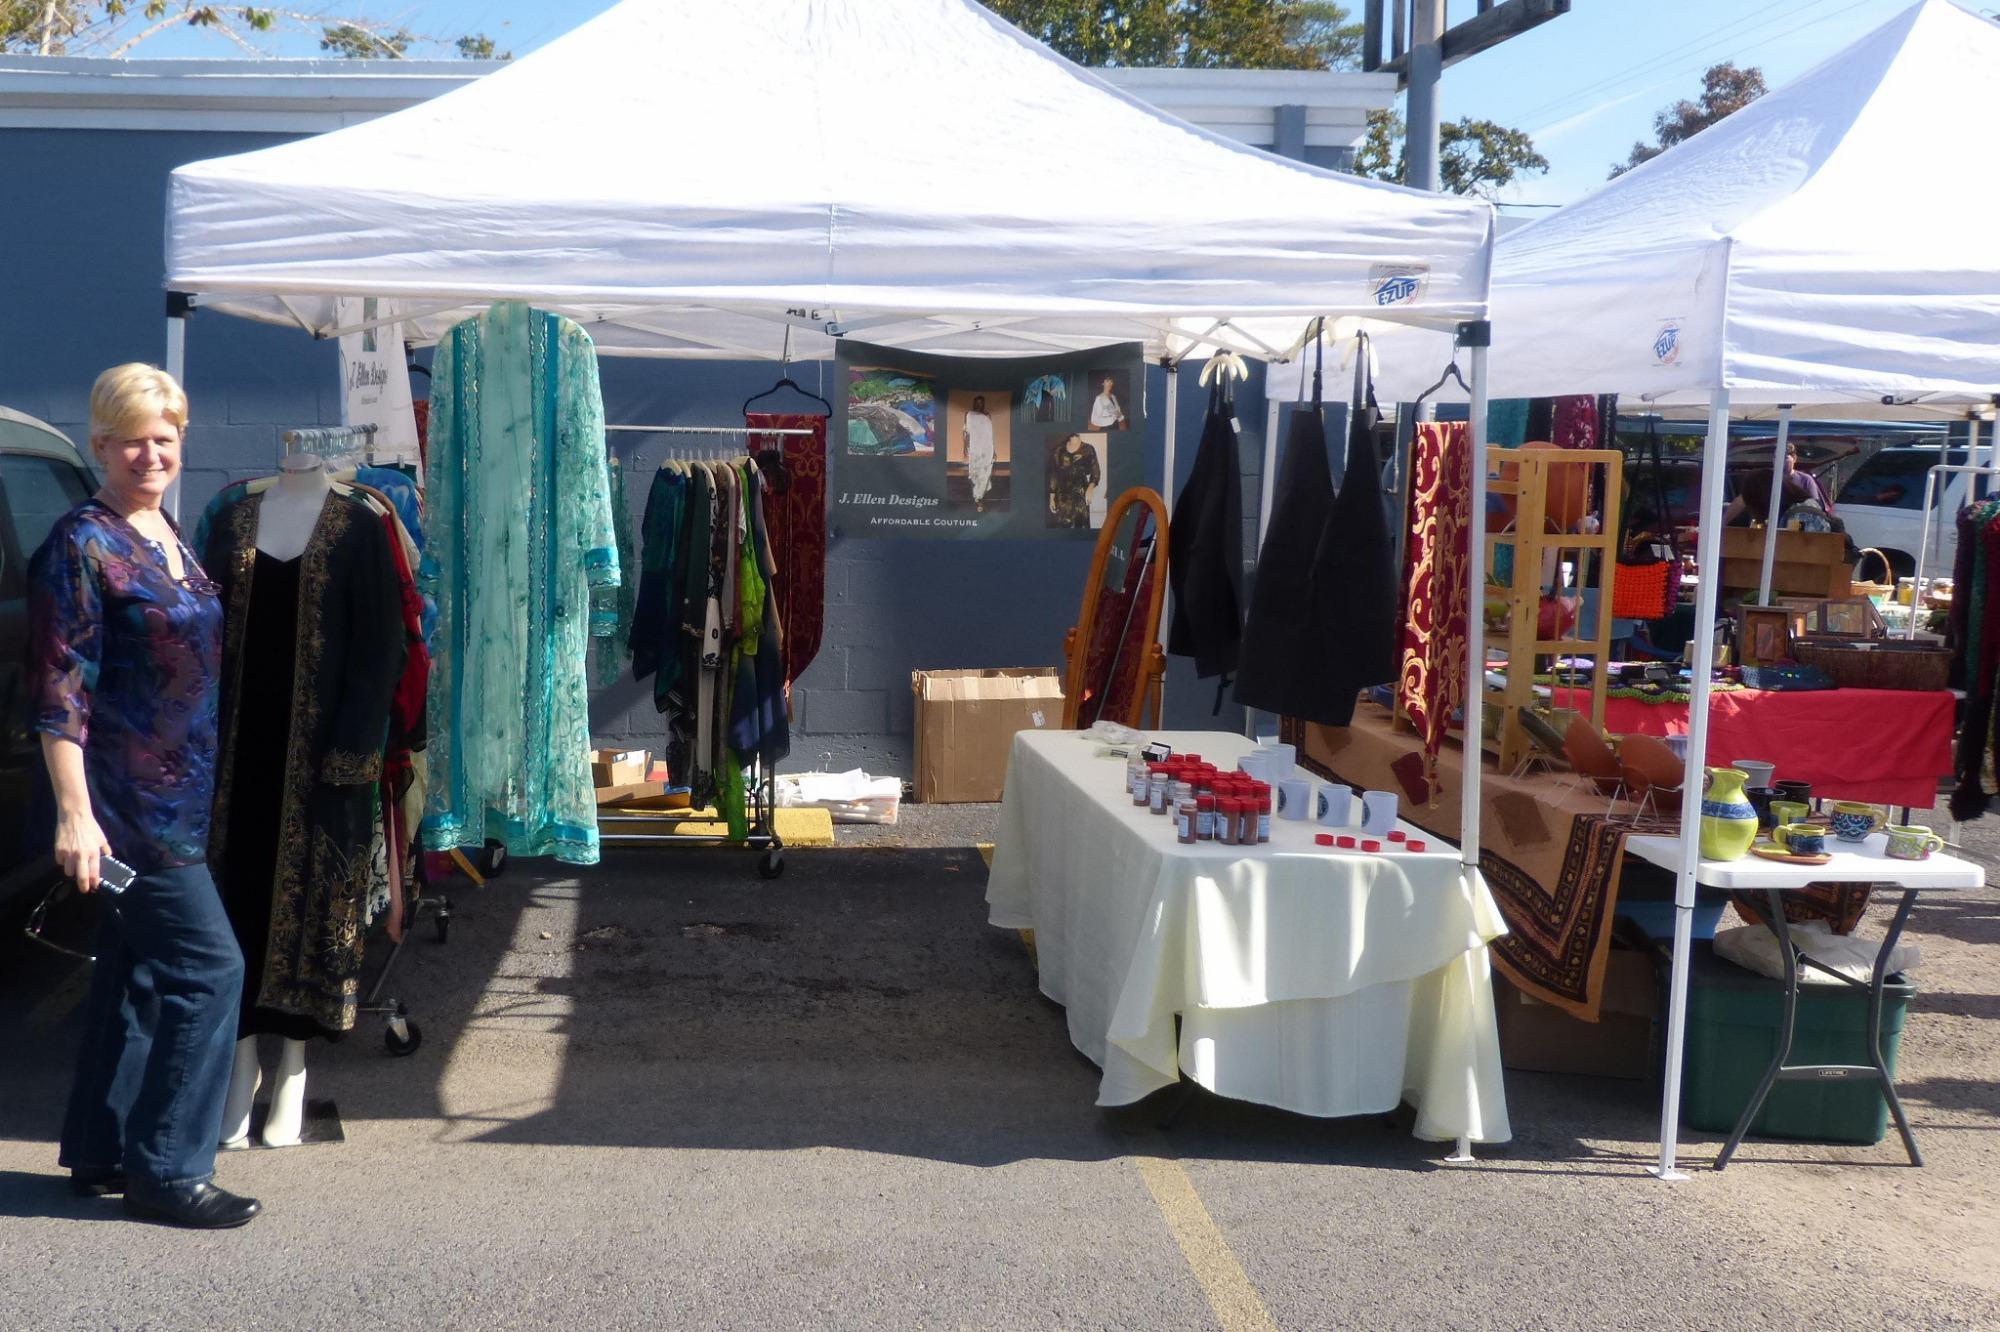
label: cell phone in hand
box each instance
[97,856,137,895]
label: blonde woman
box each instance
[28,364,259,1229]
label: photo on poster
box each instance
[1084,369,1132,433]
[1023,372,1071,425]
[944,390,1012,512]
[1046,432,1107,530]
[846,367,937,456]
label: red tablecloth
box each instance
[1548,686,1954,809]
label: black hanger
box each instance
[1412,345,1470,407]
[743,374,831,418]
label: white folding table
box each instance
[987,729,1511,1147]
[1626,833,1984,1167]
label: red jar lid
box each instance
[1197,795,1216,811]
[1314,832,1335,846]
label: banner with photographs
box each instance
[832,341,1145,539]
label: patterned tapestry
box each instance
[1396,421,1471,797]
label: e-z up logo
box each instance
[1654,320,1683,365]
[1368,264,1428,307]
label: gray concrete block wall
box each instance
[3,125,1296,782]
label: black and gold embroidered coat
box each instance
[205,490,404,1034]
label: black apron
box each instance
[1234,334,1397,726]
[1311,342,1398,725]
[1167,376,1244,685]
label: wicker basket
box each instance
[1850,548,1896,602]
[1790,639,1949,692]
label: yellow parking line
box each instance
[1133,1153,1281,1332]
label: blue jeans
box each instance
[58,862,245,1189]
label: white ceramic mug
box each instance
[1276,778,1312,821]
[1266,743,1297,782]
[1315,785,1354,826]
[1361,790,1399,836]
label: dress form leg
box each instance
[261,1039,308,1147]
[220,1035,260,1148]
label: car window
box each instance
[1838,450,1966,512]
[0,453,92,566]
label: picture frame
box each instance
[1798,595,1885,642]
[1735,605,1794,667]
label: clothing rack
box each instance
[596,756,785,879]
[281,422,404,470]
[596,431,808,879]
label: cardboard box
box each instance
[1494,944,1657,1081]
[590,748,649,787]
[595,780,676,807]
[912,667,1064,803]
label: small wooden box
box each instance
[1719,528,1851,600]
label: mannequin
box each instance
[220,454,330,1149]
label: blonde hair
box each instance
[89,363,188,444]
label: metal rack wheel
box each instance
[384,1007,422,1057]
[759,848,785,880]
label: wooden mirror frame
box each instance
[1061,486,1170,730]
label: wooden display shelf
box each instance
[1482,446,1624,774]
[1719,526,1851,600]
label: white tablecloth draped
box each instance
[986,729,1511,1143]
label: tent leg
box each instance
[1459,328,1491,872]
[1755,405,1792,605]
[164,293,191,522]
[1652,388,1732,1182]
[1446,1135,1474,1164]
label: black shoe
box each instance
[123,1180,261,1229]
[68,1168,126,1197]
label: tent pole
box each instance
[164,291,192,522]
[1459,329,1491,875]
[1652,387,1731,1182]
[1755,405,1793,604]
[1161,357,1180,516]
[1443,323,1491,1168]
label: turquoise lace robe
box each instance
[421,302,620,865]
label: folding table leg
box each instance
[1716,888,1799,1170]
[1872,890,1923,1167]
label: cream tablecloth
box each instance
[986,730,1511,1143]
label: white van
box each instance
[1834,446,1977,581]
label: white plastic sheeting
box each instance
[165,0,1494,359]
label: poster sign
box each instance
[832,341,1145,539]
[335,296,421,466]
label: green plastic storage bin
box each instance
[1679,941,1913,1146]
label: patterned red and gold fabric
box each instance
[1078,511,1161,726]
[1396,421,1471,794]
[746,412,827,689]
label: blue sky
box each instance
[131,0,1942,206]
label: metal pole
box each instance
[164,296,189,522]
[1459,334,1492,873]
[1159,359,1181,675]
[1755,406,1793,605]
[1244,389,1284,740]
[1651,388,1731,1182]
[1406,0,1446,193]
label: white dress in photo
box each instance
[966,410,996,501]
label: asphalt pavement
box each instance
[0,810,1995,1331]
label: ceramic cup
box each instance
[1829,801,1887,842]
[1772,823,1828,856]
[1774,780,1813,805]
[1885,825,1945,861]
[1768,799,1811,829]
[1315,785,1354,827]
[1237,753,1271,783]
[1276,778,1312,821]
[1731,758,1777,790]
[1745,786,1780,830]
[1361,790,1399,836]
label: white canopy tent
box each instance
[165,0,1493,361]
[161,0,1509,1153]
[1358,0,2000,1178]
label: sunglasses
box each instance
[21,879,115,964]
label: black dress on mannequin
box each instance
[219,552,328,1042]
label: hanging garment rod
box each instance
[283,423,379,448]
[607,425,815,436]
